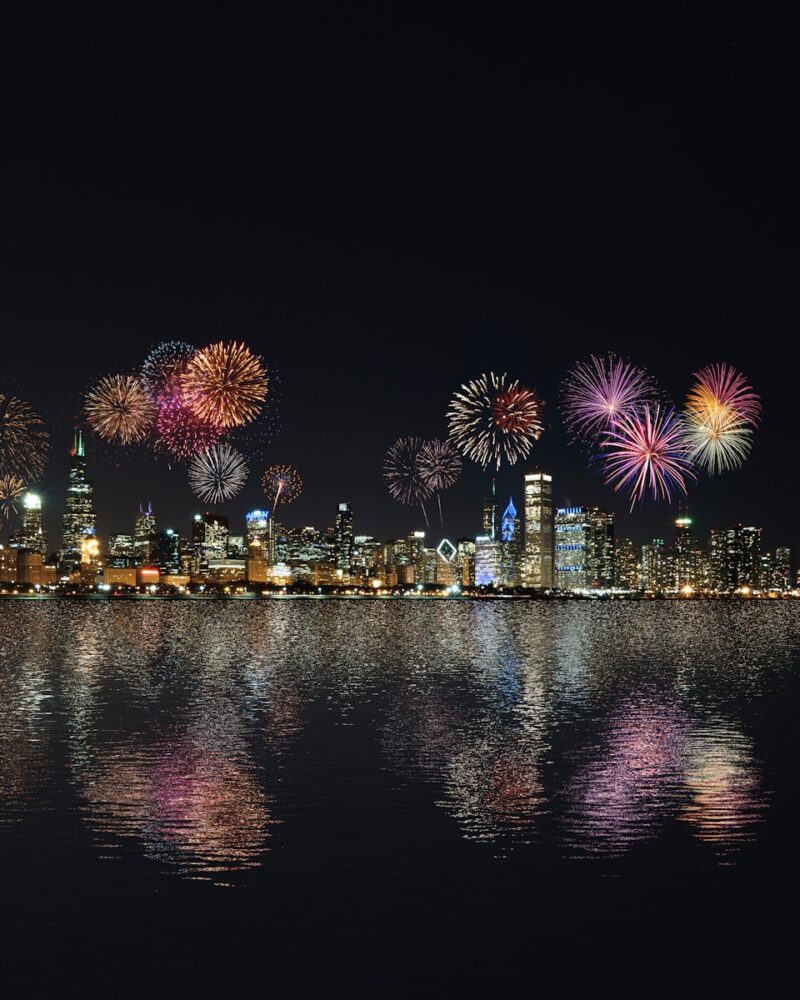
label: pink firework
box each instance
[601,404,695,509]
[687,363,761,427]
[562,354,655,441]
[153,394,223,461]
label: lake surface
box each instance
[1,599,797,992]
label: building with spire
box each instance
[134,502,156,563]
[60,430,97,574]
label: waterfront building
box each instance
[133,502,156,563]
[555,507,590,590]
[79,534,102,585]
[103,566,137,587]
[500,497,523,586]
[10,492,47,555]
[615,538,640,591]
[17,551,57,587]
[774,547,792,592]
[641,539,667,592]
[108,533,135,566]
[151,529,181,576]
[334,503,354,571]
[457,538,476,587]
[245,510,270,547]
[475,535,502,586]
[192,512,229,567]
[587,507,615,588]
[710,525,762,592]
[60,430,97,573]
[246,541,269,583]
[522,472,554,588]
[0,545,18,583]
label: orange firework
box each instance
[181,341,268,428]
[491,385,544,435]
[0,393,50,481]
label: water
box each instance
[1,598,797,990]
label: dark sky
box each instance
[2,4,796,553]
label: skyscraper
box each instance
[60,430,97,574]
[555,507,590,590]
[482,478,498,541]
[151,529,181,576]
[11,492,47,555]
[522,471,554,588]
[587,507,615,588]
[774,547,792,592]
[500,497,523,586]
[192,513,229,567]
[134,502,156,564]
[710,525,762,592]
[334,503,354,572]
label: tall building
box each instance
[522,472,554,588]
[500,497,523,586]
[134,502,156,563]
[475,535,502,586]
[587,507,615,588]
[641,538,667,592]
[555,507,590,590]
[482,478,498,541]
[192,513,229,567]
[710,525,762,592]
[151,529,181,576]
[245,510,270,547]
[108,533,135,567]
[334,503,354,572]
[11,492,47,555]
[615,538,640,591]
[774,547,792,592]
[60,430,97,574]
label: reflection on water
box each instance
[0,600,794,881]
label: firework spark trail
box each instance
[419,438,461,525]
[85,375,156,445]
[601,404,696,509]
[261,465,302,514]
[686,363,761,428]
[141,341,197,399]
[188,443,249,503]
[384,437,432,526]
[0,473,25,520]
[562,354,655,441]
[181,341,268,428]
[0,394,50,482]
[447,372,543,471]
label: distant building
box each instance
[334,503,354,572]
[475,535,502,586]
[522,472,554,588]
[192,512,229,567]
[245,510,270,548]
[615,538,640,591]
[641,539,667,592]
[773,547,792,592]
[151,529,181,576]
[0,545,18,583]
[17,551,57,587]
[482,479,498,541]
[133,502,156,563]
[500,497,523,586]
[710,525,762,592]
[108,533,135,566]
[10,492,47,555]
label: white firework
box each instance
[188,443,248,503]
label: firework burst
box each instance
[85,375,156,445]
[181,341,268,428]
[562,354,655,441]
[684,408,753,475]
[447,373,544,471]
[601,404,696,509]
[141,341,197,399]
[261,465,302,513]
[153,395,223,461]
[0,394,50,481]
[419,439,462,491]
[384,436,433,510]
[188,443,249,504]
[0,473,25,520]
[686,363,761,428]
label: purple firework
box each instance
[600,404,696,509]
[562,354,655,442]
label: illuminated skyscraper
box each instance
[616,538,640,591]
[334,503,354,571]
[133,502,156,563]
[108,533,135,567]
[482,478,498,541]
[774,547,792,592]
[152,529,181,576]
[11,492,47,555]
[710,525,762,592]
[555,507,590,590]
[192,512,229,567]
[587,507,615,588]
[522,471,554,588]
[60,430,97,573]
[246,510,270,547]
[500,497,523,586]
[475,535,502,586]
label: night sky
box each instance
[2,6,796,553]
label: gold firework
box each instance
[85,374,157,445]
[0,393,49,481]
[0,473,25,520]
[181,341,268,429]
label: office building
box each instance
[108,533,135,567]
[710,525,762,592]
[334,503,354,571]
[192,512,229,566]
[500,497,523,586]
[522,472,554,588]
[475,535,502,586]
[60,430,97,573]
[152,529,181,576]
[133,502,156,563]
